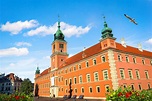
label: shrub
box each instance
[106,86,152,101]
[0,92,33,101]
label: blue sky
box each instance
[0,0,152,82]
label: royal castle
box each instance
[34,18,152,99]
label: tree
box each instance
[20,78,33,95]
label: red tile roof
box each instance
[40,69,49,76]
[59,42,152,68]
[115,43,152,57]
[59,43,102,68]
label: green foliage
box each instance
[0,92,33,101]
[106,86,152,101]
[20,78,34,95]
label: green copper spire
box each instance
[54,15,65,41]
[101,16,114,39]
[35,67,40,74]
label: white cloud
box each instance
[0,20,39,34]
[0,47,29,57]
[25,22,91,37]
[145,38,152,45]
[15,42,32,47]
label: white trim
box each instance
[108,50,118,90]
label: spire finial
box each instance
[103,15,107,27]
[103,15,106,22]
[58,15,60,29]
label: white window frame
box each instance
[94,72,99,81]
[105,85,110,92]
[145,71,149,79]
[133,57,136,63]
[78,64,81,70]
[69,78,72,84]
[96,86,100,93]
[65,79,68,85]
[86,74,91,82]
[118,54,122,61]
[89,86,92,93]
[128,70,133,79]
[79,75,82,84]
[74,77,77,84]
[81,87,84,93]
[135,70,140,79]
[86,61,89,67]
[103,70,109,80]
[93,58,97,65]
[101,55,106,62]
[120,69,125,79]
[126,55,129,62]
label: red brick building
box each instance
[34,19,152,99]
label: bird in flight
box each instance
[124,14,138,25]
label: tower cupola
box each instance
[54,20,65,41]
[35,67,40,74]
[101,17,114,39]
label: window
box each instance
[65,89,68,93]
[102,56,106,62]
[142,59,145,65]
[118,54,121,61]
[78,64,81,69]
[120,69,125,79]
[135,70,140,79]
[128,70,133,79]
[65,79,68,85]
[86,74,91,82]
[62,88,63,91]
[74,77,77,84]
[89,87,92,93]
[69,78,72,84]
[126,56,129,62]
[96,86,100,92]
[138,84,142,90]
[86,61,89,67]
[94,72,99,81]
[79,75,82,84]
[123,84,127,88]
[69,68,72,72]
[150,60,152,66]
[58,77,60,82]
[148,83,151,89]
[59,44,64,48]
[81,87,84,93]
[131,84,134,90]
[59,88,60,92]
[105,85,110,92]
[145,71,149,79]
[65,69,67,73]
[61,77,63,81]
[53,44,55,49]
[74,66,76,71]
[93,58,97,65]
[75,88,77,93]
[133,57,136,63]
[103,70,109,80]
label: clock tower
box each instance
[51,20,68,71]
